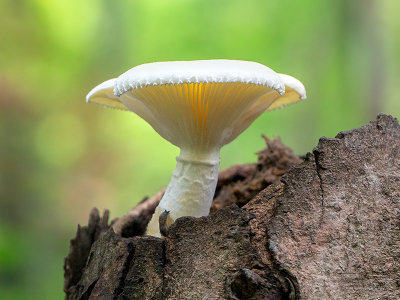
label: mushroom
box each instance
[86,60,306,236]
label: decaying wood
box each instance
[64,114,400,299]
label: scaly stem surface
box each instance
[146,150,220,236]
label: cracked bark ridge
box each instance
[64,114,400,299]
[64,208,109,294]
[163,206,285,299]
[66,229,164,299]
[268,114,400,299]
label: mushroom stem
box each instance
[146,149,220,237]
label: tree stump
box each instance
[64,114,400,299]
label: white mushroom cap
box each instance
[87,60,306,155]
[269,73,306,110]
[114,60,285,95]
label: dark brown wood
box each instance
[64,114,400,299]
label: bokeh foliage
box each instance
[0,0,399,298]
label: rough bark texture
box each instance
[64,114,400,299]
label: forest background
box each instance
[1,0,399,298]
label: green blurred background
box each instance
[0,0,399,298]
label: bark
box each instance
[64,114,400,299]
